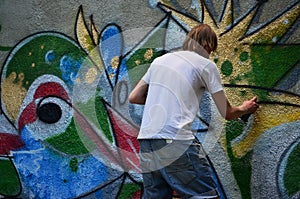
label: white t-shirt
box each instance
[138,50,223,140]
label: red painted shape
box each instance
[18,101,38,131]
[132,190,141,199]
[73,103,141,173]
[0,133,24,154]
[34,82,70,101]
[105,105,140,171]
[73,107,124,168]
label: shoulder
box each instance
[175,50,210,61]
[172,50,214,68]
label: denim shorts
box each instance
[139,139,219,199]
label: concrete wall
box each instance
[0,0,299,198]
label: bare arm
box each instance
[212,90,259,120]
[128,80,149,105]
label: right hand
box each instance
[241,96,259,114]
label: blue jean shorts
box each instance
[139,139,219,199]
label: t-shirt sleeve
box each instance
[141,67,151,84]
[202,62,223,94]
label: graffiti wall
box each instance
[0,0,299,198]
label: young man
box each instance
[129,24,259,199]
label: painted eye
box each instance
[16,75,73,140]
[30,96,73,140]
[37,102,62,124]
[35,96,72,125]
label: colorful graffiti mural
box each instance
[0,0,299,198]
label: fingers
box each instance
[251,96,257,102]
[251,102,259,113]
[250,96,259,108]
[246,96,259,114]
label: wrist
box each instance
[238,105,248,113]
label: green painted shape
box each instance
[75,94,113,143]
[126,19,168,85]
[69,158,79,172]
[4,34,87,90]
[45,119,89,155]
[249,45,300,100]
[225,120,252,199]
[225,120,245,141]
[284,142,300,196]
[118,183,141,199]
[95,95,113,143]
[239,51,249,62]
[0,159,20,196]
[127,49,164,85]
[221,60,233,76]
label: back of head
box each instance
[182,24,218,56]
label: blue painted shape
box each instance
[12,128,107,199]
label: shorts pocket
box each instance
[164,154,197,185]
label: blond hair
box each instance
[182,24,218,55]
